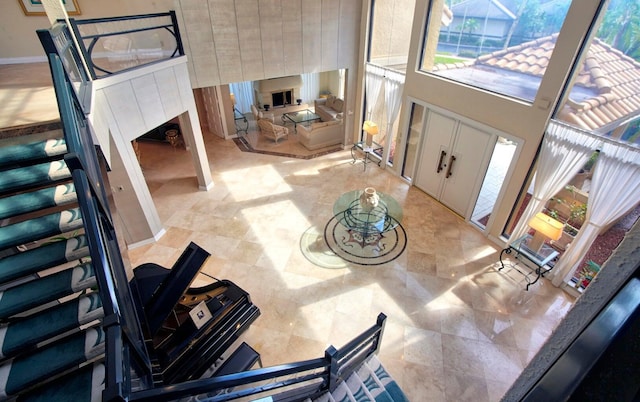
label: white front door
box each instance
[415,110,494,218]
[414,111,456,199]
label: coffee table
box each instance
[281,109,321,133]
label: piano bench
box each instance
[215,342,262,376]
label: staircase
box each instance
[0,134,106,401]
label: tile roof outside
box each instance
[451,0,516,20]
[433,34,640,132]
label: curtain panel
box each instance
[552,142,640,286]
[508,121,601,246]
[229,81,254,114]
[365,64,385,121]
[382,70,405,164]
[301,73,320,104]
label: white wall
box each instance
[90,57,213,245]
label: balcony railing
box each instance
[68,11,184,79]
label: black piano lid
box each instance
[138,242,211,335]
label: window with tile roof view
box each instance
[421,0,572,102]
[555,0,640,146]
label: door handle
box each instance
[437,150,447,173]
[446,155,456,178]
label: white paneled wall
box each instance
[175,0,362,88]
[302,0,323,73]
[89,56,213,246]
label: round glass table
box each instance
[332,190,403,235]
[322,190,407,265]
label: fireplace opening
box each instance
[272,90,293,108]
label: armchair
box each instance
[250,104,274,124]
[257,119,289,143]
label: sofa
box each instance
[297,120,344,150]
[314,96,344,122]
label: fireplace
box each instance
[254,76,303,108]
[272,90,293,107]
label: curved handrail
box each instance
[68,11,183,79]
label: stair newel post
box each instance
[373,313,387,355]
[325,345,340,393]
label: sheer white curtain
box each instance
[338,69,345,99]
[508,120,601,245]
[229,81,254,114]
[301,73,320,104]
[381,70,404,163]
[365,64,385,120]
[552,142,640,286]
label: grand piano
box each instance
[129,242,261,384]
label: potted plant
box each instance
[547,187,587,251]
[575,260,600,290]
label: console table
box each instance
[234,108,248,136]
[499,234,559,290]
[351,141,383,171]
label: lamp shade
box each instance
[362,121,379,135]
[230,93,236,105]
[528,212,563,241]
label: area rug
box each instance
[300,215,407,267]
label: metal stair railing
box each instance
[42,44,154,400]
[129,313,387,402]
[68,11,184,79]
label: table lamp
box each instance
[362,121,378,146]
[527,212,563,254]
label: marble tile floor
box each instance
[1,61,575,401]
[0,63,59,130]
[129,136,575,402]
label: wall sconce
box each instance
[362,121,379,147]
[527,212,563,254]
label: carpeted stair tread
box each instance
[0,326,104,398]
[0,160,70,194]
[0,263,96,319]
[355,363,394,402]
[0,139,66,168]
[0,293,103,359]
[0,234,89,285]
[315,356,409,402]
[17,362,104,402]
[0,207,83,250]
[364,356,409,402]
[0,183,77,220]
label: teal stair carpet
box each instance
[311,355,409,402]
[0,135,105,401]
